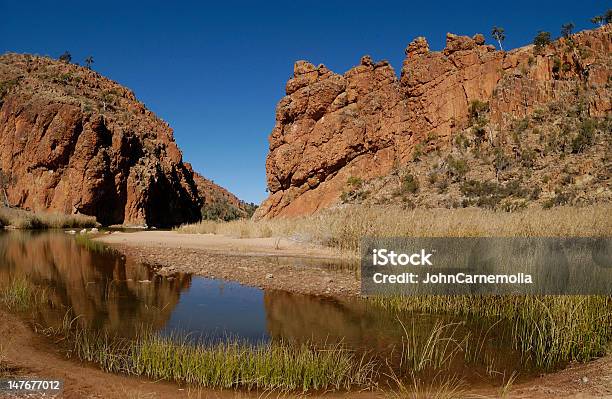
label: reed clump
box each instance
[0,207,97,229]
[63,327,376,392]
[74,234,116,254]
[372,295,612,369]
[0,278,46,311]
[175,205,611,254]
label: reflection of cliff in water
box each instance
[263,290,530,382]
[264,290,448,351]
[0,231,190,336]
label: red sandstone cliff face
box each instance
[255,26,611,218]
[0,54,205,227]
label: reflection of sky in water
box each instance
[161,278,269,344]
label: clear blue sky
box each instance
[0,1,606,203]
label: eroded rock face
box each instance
[256,26,611,218]
[0,54,203,227]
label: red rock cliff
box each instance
[255,26,611,218]
[0,53,204,227]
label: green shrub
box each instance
[346,176,363,189]
[454,133,470,150]
[412,143,424,161]
[0,78,20,102]
[494,148,510,173]
[571,118,597,153]
[446,156,469,180]
[552,57,562,76]
[542,190,574,209]
[400,173,419,194]
[201,199,243,221]
[468,100,489,126]
[520,147,537,167]
[460,179,528,209]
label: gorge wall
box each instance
[0,54,235,227]
[255,26,611,218]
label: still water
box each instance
[0,231,538,385]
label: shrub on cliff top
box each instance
[533,31,552,53]
[58,51,72,63]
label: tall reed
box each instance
[372,295,612,369]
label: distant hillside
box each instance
[0,53,247,226]
[186,163,257,221]
[255,25,611,218]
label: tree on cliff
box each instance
[85,56,94,69]
[491,26,505,51]
[59,51,72,63]
[533,31,552,53]
[593,10,612,25]
[561,23,575,39]
[591,14,605,27]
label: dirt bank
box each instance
[95,231,360,297]
[0,310,275,398]
[0,310,391,399]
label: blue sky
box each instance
[0,1,606,203]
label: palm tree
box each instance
[85,56,94,69]
[491,26,505,51]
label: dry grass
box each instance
[176,204,611,253]
[0,206,97,229]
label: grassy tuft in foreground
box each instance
[0,207,97,229]
[63,328,376,391]
[372,295,612,369]
[176,205,611,254]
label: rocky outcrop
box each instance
[256,26,611,218]
[0,54,209,227]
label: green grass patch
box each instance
[59,327,376,392]
[74,234,115,254]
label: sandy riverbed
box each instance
[97,231,344,258]
[95,231,360,297]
